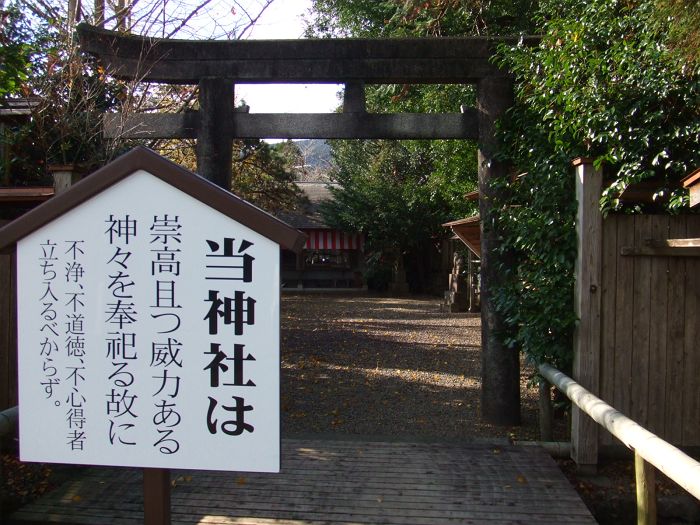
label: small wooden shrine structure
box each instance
[277,182,365,289]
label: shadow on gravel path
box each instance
[281,293,557,442]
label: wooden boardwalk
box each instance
[9,439,595,525]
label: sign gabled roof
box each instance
[0,146,306,252]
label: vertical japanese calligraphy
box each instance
[203,238,257,437]
[105,214,138,447]
[149,215,183,454]
[38,240,59,405]
[64,240,87,451]
[35,238,89,451]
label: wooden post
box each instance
[196,78,234,188]
[466,250,474,311]
[67,0,80,26]
[571,157,603,472]
[143,468,171,525]
[1,122,9,186]
[539,379,553,442]
[49,166,82,195]
[94,0,105,27]
[468,253,479,313]
[115,0,126,31]
[635,451,657,525]
[477,76,520,426]
[0,244,17,411]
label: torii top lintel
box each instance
[77,24,539,85]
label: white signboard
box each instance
[17,170,280,472]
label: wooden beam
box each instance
[657,237,700,247]
[103,110,479,140]
[77,24,540,84]
[571,157,603,471]
[620,238,700,257]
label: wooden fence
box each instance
[599,213,700,446]
[572,159,700,467]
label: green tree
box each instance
[232,140,308,213]
[28,24,119,170]
[653,0,700,64]
[321,139,460,250]
[321,139,472,291]
[308,0,537,37]
[0,4,37,185]
[495,0,700,369]
[0,5,32,99]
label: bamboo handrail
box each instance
[539,363,700,501]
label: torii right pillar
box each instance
[477,76,521,426]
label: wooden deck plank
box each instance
[9,439,595,525]
[16,503,595,525]
[20,499,594,520]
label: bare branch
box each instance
[234,0,274,39]
[21,0,61,21]
[165,0,215,38]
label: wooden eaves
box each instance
[682,167,700,208]
[0,147,306,253]
[443,215,481,257]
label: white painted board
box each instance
[17,170,280,472]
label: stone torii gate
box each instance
[78,24,535,426]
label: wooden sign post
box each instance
[144,468,171,525]
[0,147,304,523]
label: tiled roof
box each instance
[276,182,339,229]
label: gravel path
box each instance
[280,293,549,442]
